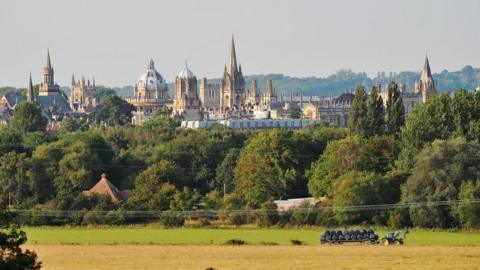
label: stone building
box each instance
[416,54,437,103]
[380,54,436,116]
[126,59,170,112]
[172,62,201,120]
[30,50,71,122]
[126,59,171,124]
[219,37,246,112]
[69,75,97,113]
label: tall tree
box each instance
[366,84,385,136]
[96,95,135,126]
[385,82,405,136]
[401,137,480,228]
[0,152,30,207]
[215,148,240,195]
[348,85,368,137]
[10,102,47,133]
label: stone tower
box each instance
[39,49,61,96]
[220,36,245,111]
[416,54,436,103]
[172,62,201,120]
[70,75,97,112]
[261,80,276,108]
[245,79,259,106]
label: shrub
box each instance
[224,239,246,245]
[255,201,279,227]
[290,239,304,245]
[161,211,185,227]
[289,201,318,226]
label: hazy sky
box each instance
[1,0,479,87]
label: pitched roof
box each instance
[82,173,128,202]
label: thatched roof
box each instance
[82,173,128,202]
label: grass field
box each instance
[23,227,480,246]
[25,245,480,270]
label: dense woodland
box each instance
[1,83,480,228]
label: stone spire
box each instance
[149,58,155,69]
[420,54,433,81]
[27,73,34,102]
[228,35,238,75]
[416,53,436,102]
[45,48,53,70]
[71,74,76,86]
[43,49,54,85]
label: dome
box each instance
[177,62,195,79]
[136,59,167,91]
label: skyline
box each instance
[1,0,479,87]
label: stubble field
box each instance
[26,245,480,270]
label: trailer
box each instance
[320,229,379,245]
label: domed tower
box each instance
[126,59,170,112]
[172,61,201,120]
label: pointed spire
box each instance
[148,58,155,69]
[46,48,52,70]
[228,35,238,75]
[71,74,75,86]
[27,73,34,102]
[421,53,432,79]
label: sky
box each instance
[1,0,479,87]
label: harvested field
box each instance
[26,245,480,270]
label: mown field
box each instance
[25,245,480,270]
[23,227,480,246]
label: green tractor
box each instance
[380,229,409,246]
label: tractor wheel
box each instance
[381,239,390,246]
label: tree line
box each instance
[1,87,480,228]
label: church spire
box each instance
[421,53,432,80]
[228,35,238,75]
[27,73,34,102]
[46,48,52,70]
[148,58,155,69]
[71,74,76,86]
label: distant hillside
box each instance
[2,66,479,99]
[111,66,480,97]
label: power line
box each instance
[8,199,480,218]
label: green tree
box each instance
[348,85,368,137]
[0,152,30,207]
[59,118,89,133]
[332,171,388,224]
[96,95,135,126]
[128,160,183,210]
[0,209,41,269]
[454,180,480,228]
[401,137,480,228]
[385,82,405,136]
[398,94,454,170]
[215,148,240,195]
[95,86,117,103]
[234,129,312,207]
[10,102,47,133]
[0,129,23,155]
[308,135,398,198]
[366,84,385,136]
